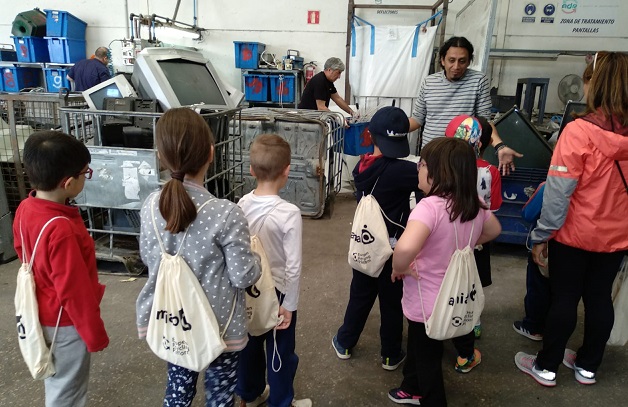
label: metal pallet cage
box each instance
[238,107,345,218]
[59,105,244,274]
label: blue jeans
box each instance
[236,311,299,407]
[522,253,552,333]
[336,257,404,358]
[163,351,239,407]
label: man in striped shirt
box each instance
[409,37,521,175]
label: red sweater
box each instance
[13,192,109,352]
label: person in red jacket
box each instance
[13,131,109,407]
[515,51,628,387]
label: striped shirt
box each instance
[412,69,492,148]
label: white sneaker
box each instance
[514,352,556,387]
[291,398,312,407]
[245,385,270,407]
[563,349,596,385]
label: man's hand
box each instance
[498,146,523,176]
[276,306,292,330]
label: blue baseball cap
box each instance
[368,106,410,158]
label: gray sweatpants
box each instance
[42,325,90,407]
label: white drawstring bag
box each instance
[15,217,66,380]
[348,179,404,277]
[419,218,485,340]
[146,197,235,372]
[608,256,628,346]
[246,205,281,336]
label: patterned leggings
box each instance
[163,351,239,407]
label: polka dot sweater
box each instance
[136,182,261,352]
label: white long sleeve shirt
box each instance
[238,192,303,312]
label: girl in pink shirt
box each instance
[388,138,501,406]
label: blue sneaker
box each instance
[332,335,351,360]
[382,350,406,371]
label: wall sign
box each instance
[308,11,320,24]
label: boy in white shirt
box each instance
[236,134,311,407]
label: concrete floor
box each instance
[1,193,626,406]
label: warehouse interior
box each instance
[0,1,627,406]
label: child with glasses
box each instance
[13,131,109,407]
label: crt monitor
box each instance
[558,101,587,138]
[132,47,243,110]
[82,75,138,110]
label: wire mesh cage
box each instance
[58,105,244,274]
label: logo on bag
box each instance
[162,336,190,356]
[155,308,192,331]
[351,251,372,265]
[350,225,375,244]
[246,285,261,298]
[448,284,478,306]
[16,315,26,340]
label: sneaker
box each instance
[241,385,270,407]
[291,398,312,407]
[332,335,351,360]
[388,388,422,405]
[455,348,481,373]
[474,323,482,339]
[514,352,556,387]
[563,349,596,385]
[512,321,543,341]
[382,350,406,371]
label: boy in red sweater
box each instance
[13,131,109,407]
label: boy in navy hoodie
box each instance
[332,106,421,370]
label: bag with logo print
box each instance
[246,204,281,336]
[348,179,403,277]
[15,217,66,380]
[146,196,234,372]
[418,218,485,340]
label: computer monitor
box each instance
[558,101,587,138]
[132,47,243,110]
[82,75,138,110]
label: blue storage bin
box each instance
[234,42,265,69]
[2,67,42,92]
[43,67,71,92]
[343,122,374,156]
[46,37,86,63]
[12,36,50,62]
[494,167,548,245]
[244,74,269,102]
[45,10,87,38]
[269,75,295,103]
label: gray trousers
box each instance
[42,325,90,407]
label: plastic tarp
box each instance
[349,22,438,99]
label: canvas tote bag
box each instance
[608,256,628,346]
[246,203,281,336]
[146,196,235,372]
[419,218,485,340]
[15,217,66,380]
[348,179,404,277]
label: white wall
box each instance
[1,0,626,114]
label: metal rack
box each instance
[59,105,244,274]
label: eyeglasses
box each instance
[417,161,427,171]
[77,167,93,179]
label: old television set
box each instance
[558,101,587,138]
[82,75,138,110]
[131,47,243,110]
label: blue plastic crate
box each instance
[46,37,86,63]
[494,202,532,245]
[343,122,374,156]
[269,75,295,103]
[2,67,42,92]
[43,67,71,92]
[234,42,265,69]
[45,10,87,38]
[500,167,548,204]
[244,74,269,102]
[12,36,50,63]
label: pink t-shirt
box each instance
[401,195,491,323]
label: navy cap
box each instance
[368,106,410,158]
